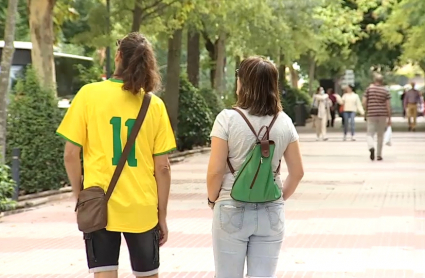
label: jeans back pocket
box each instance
[219,205,245,234]
[265,204,284,232]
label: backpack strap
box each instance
[227,109,279,174]
[232,108,259,139]
[258,113,279,140]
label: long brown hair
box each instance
[236,56,282,116]
[115,32,161,94]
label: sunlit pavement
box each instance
[0,132,424,278]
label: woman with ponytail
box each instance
[57,32,176,278]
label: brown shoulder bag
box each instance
[74,93,152,233]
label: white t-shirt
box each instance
[210,108,299,202]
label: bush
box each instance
[0,165,16,212]
[75,64,103,85]
[199,88,225,119]
[6,67,67,194]
[176,76,213,151]
[222,91,237,109]
[281,86,312,122]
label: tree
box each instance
[187,27,200,87]
[28,0,57,90]
[163,28,183,132]
[0,0,18,162]
[130,0,180,32]
[0,0,30,41]
[377,0,425,72]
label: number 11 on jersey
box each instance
[110,117,137,167]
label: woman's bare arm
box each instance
[206,137,228,202]
[282,140,304,200]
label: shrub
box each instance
[6,67,67,194]
[199,88,225,119]
[75,64,103,85]
[281,86,312,122]
[0,165,16,212]
[222,91,237,109]
[176,76,213,151]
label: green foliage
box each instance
[222,92,237,109]
[377,0,425,65]
[177,75,213,151]
[0,0,29,41]
[0,165,16,212]
[281,86,312,122]
[76,64,103,85]
[199,88,225,119]
[6,67,67,194]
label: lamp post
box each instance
[105,0,111,79]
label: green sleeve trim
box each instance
[56,132,83,148]
[154,148,176,156]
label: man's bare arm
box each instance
[63,142,82,200]
[154,155,171,221]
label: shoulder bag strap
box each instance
[105,93,152,201]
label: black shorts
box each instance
[84,225,160,276]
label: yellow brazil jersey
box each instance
[56,79,176,233]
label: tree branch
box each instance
[140,0,179,21]
[138,0,163,13]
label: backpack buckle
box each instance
[260,140,270,158]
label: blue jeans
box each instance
[212,199,284,278]
[343,111,356,136]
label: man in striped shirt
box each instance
[362,74,391,161]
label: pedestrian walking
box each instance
[313,87,332,141]
[326,88,337,128]
[206,56,304,278]
[340,85,365,141]
[400,89,406,117]
[57,32,176,278]
[403,82,421,131]
[363,73,391,161]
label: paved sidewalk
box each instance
[0,132,424,278]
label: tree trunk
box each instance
[278,53,286,91]
[289,64,299,89]
[187,29,200,87]
[0,0,19,162]
[234,55,241,99]
[163,28,182,133]
[28,0,56,91]
[308,53,316,96]
[131,1,143,32]
[204,36,217,89]
[419,60,425,76]
[214,31,226,95]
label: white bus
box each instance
[0,41,95,106]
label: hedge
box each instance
[6,67,67,194]
[281,86,312,121]
[199,88,225,119]
[0,165,16,212]
[176,75,214,151]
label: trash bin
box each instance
[294,101,306,126]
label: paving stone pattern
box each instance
[0,132,424,278]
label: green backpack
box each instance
[228,108,282,203]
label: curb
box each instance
[0,147,211,219]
